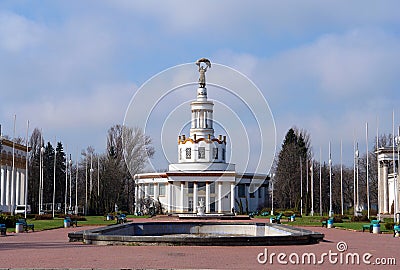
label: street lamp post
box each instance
[395,127,400,224]
[75,155,78,215]
[69,155,72,212]
[64,146,68,214]
[356,142,360,214]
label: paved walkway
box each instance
[0,219,399,269]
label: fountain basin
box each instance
[69,222,324,246]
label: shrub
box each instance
[333,216,343,223]
[0,214,20,228]
[384,222,395,230]
[34,214,53,220]
[283,211,294,217]
[69,215,87,221]
[351,215,370,222]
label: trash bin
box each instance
[372,223,381,234]
[290,215,295,222]
[327,219,334,228]
[0,224,6,236]
[15,223,23,233]
[64,218,70,228]
[270,217,275,223]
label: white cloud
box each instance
[0,11,45,52]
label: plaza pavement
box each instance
[0,217,399,269]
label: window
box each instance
[148,183,154,196]
[238,184,245,198]
[213,148,218,159]
[179,148,182,160]
[159,183,166,196]
[186,148,191,159]
[222,148,225,160]
[198,147,205,159]
[210,182,215,194]
[188,182,193,194]
[250,192,255,198]
[198,182,206,192]
[258,188,262,198]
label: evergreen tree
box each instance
[274,128,311,210]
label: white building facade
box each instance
[134,60,269,214]
[0,137,29,212]
[376,147,399,215]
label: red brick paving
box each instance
[0,218,399,269]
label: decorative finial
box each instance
[196,58,211,88]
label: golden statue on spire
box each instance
[196,58,211,88]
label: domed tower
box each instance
[176,59,227,165]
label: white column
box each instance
[245,184,250,213]
[193,182,198,213]
[206,182,210,213]
[134,183,139,213]
[191,111,195,128]
[180,182,184,212]
[167,182,172,213]
[154,183,159,201]
[383,162,389,213]
[218,182,222,213]
[230,183,235,213]
[15,169,21,206]
[11,167,15,210]
[19,170,25,205]
[254,189,259,211]
[0,166,5,206]
[5,166,10,206]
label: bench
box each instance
[270,213,283,224]
[393,224,400,237]
[362,220,380,233]
[0,224,6,236]
[65,217,78,227]
[17,219,34,232]
[116,214,127,224]
[322,218,334,228]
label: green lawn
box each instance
[274,215,392,233]
[6,215,150,232]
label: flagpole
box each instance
[52,136,57,218]
[11,115,16,214]
[319,147,322,216]
[366,122,370,219]
[393,110,397,223]
[329,141,333,217]
[300,156,303,216]
[341,139,343,215]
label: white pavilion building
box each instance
[134,59,269,214]
[376,146,399,215]
[0,136,30,213]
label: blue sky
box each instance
[1,1,399,171]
